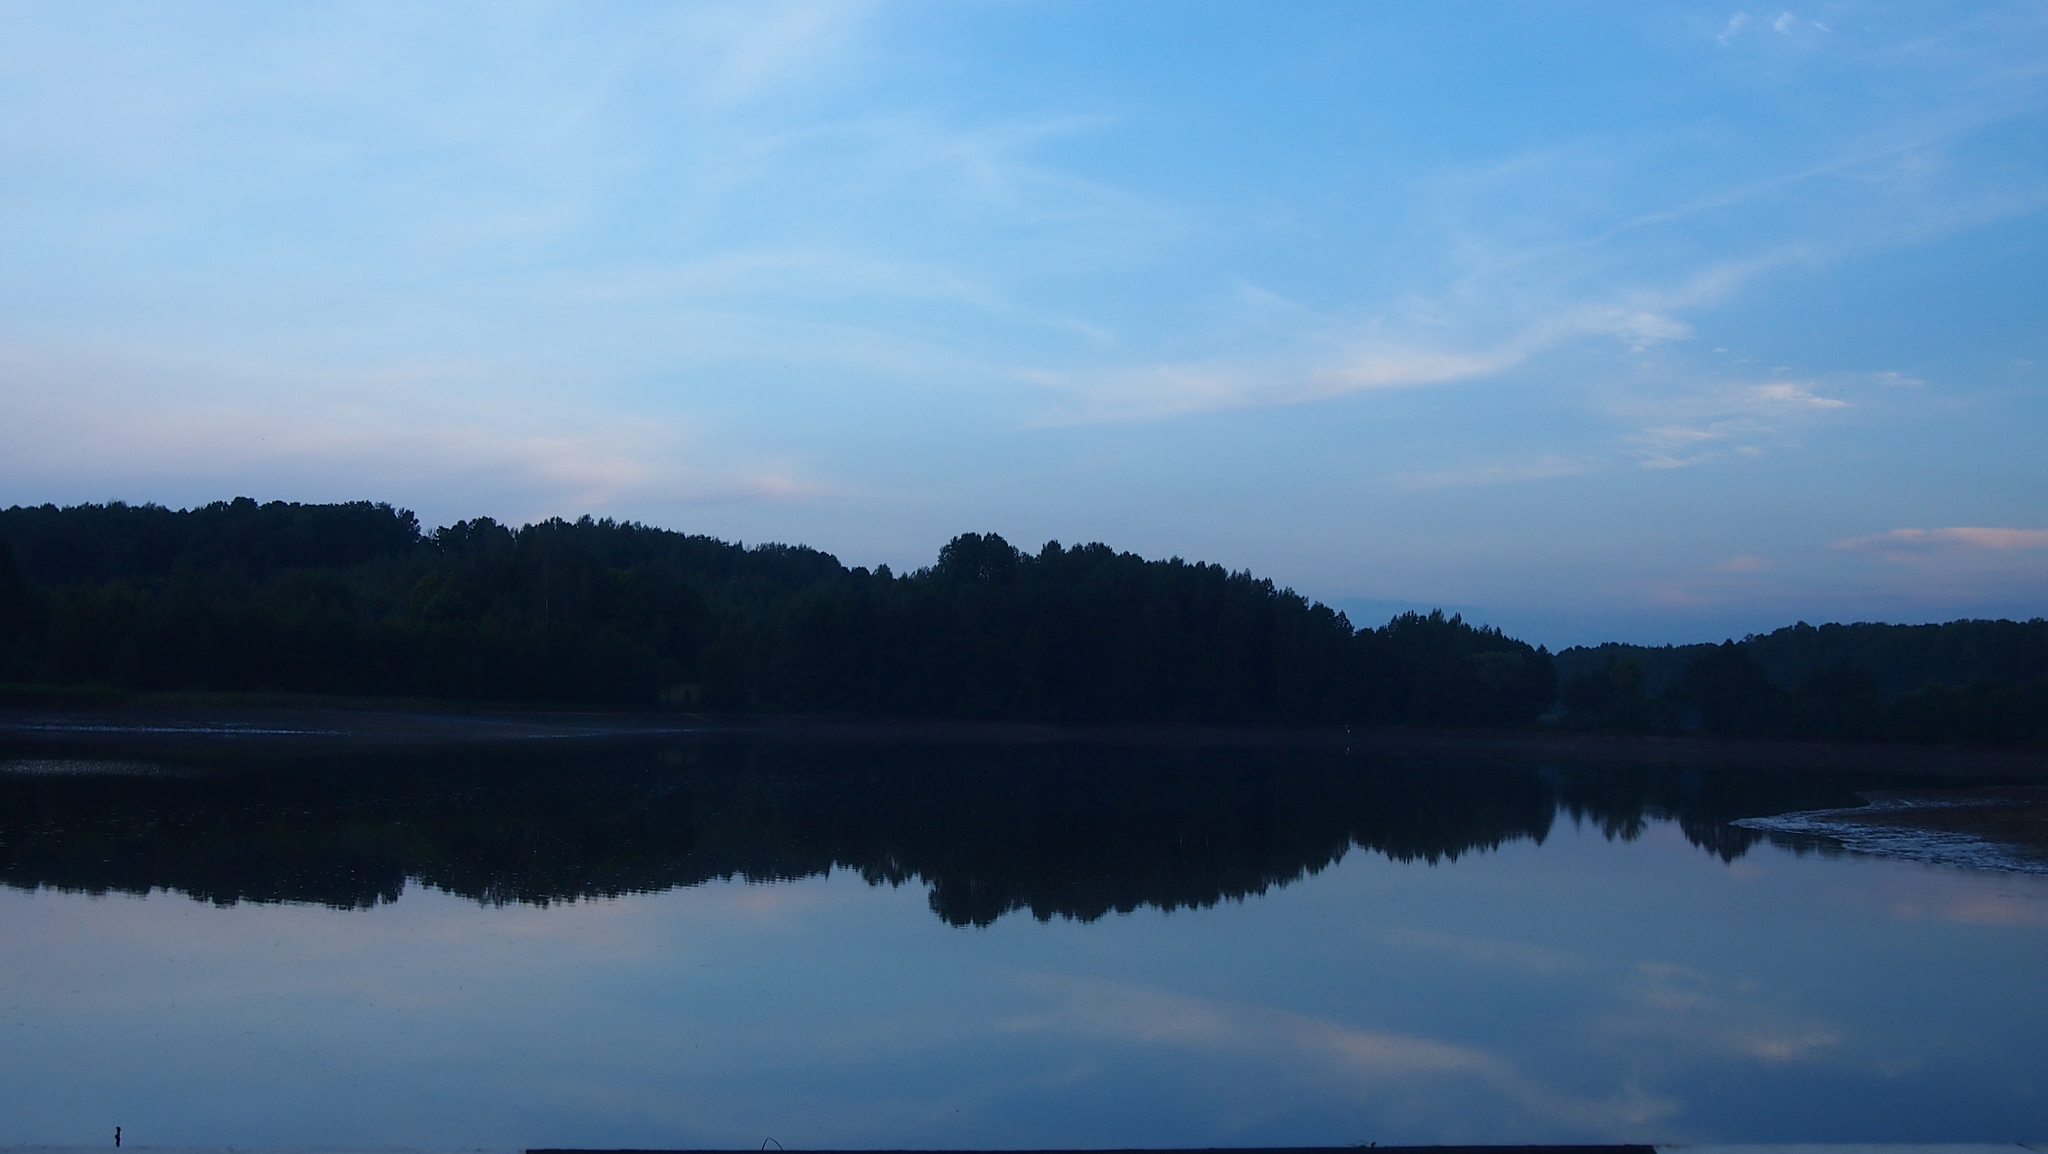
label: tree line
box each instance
[4,499,2041,743]
[1560,621,2048,746]
[0,498,1554,726]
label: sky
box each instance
[0,1,2044,646]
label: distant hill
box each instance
[1558,619,2048,699]
[1555,620,2048,746]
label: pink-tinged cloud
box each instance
[1833,527,2048,555]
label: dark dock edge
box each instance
[530,1147,1654,1154]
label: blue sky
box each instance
[1,1,2043,645]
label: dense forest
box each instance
[0,499,1552,726]
[1558,621,2048,745]
[1557,618,2048,698]
[1,498,2042,744]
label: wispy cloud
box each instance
[1634,551,1783,608]
[1834,526,2048,557]
[1745,382,1847,410]
[1618,378,1848,468]
[1026,297,1702,425]
[570,247,1114,344]
[685,0,875,105]
[0,344,838,525]
[1023,342,1526,425]
[1019,78,2024,431]
[1716,12,1752,46]
[1395,455,1593,491]
[1713,554,1773,573]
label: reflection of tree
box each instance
[0,744,1881,923]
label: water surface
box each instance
[2,742,2044,1147]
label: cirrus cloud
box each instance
[1834,527,2048,557]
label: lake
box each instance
[2,738,2045,1148]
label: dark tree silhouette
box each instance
[1673,641,1787,736]
[0,500,1558,728]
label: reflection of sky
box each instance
[4,822,2047,1147]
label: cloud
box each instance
[1834,527,2048,557]
[688,0,874,105]
[1028,298,1701,425]
[1712,554,1773,573]
[1618,378,1847,468]
[1711,7,1826,44]
[1769,11,1832,37]
[0,343,838,525]
[1627,422,1737,469]
[1634,552,1782,608]
[1395,455,1593,491]
[1021,340,1527,425]
[1744,381,1847,410]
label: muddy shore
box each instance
[1736,786,2048,873]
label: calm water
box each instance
[1,741,2045,1147]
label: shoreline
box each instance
[1736,787,2048,873]
[2,703,2044,778]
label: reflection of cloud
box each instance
[1005,973,1679,1136]
[1598,962,1841,1064]
[1843,871,2048,929]
[1931,892,2048,928]
[1834,527,2048,557]
[1384,927,1590,974]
